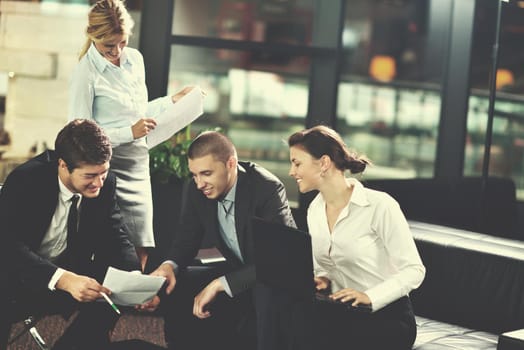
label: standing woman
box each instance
[69,0,191,269]
[288,125,425,350]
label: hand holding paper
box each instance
[102,267,166,306]
[147,85,205,149]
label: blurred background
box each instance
[0,0,523,210]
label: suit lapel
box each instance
[35,163,60,246]
[234,165,250,257]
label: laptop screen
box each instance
[252,217,315,299]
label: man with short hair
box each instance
[148,131,296,350]
[0,119,140,350]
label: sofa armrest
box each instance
[498,330,524,350]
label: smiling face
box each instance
[58,159,110,198]
[188,154,237,200]
[94,34,128,65]
[289,145,323,194]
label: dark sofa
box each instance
[408,220,524,349]
[363,177,519,240]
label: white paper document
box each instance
[147,85,204,149]
[102,267,166,306]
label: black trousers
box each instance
[258,291,416,350]
[2,283,119,350]
[161,265,257,350]
[312,296,416,350]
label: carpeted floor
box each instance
[7,310,167,349]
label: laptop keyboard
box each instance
[314,291,372,313]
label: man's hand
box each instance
[56,270,110,302]
[151,263,176,294]
[135,263,175,312]
[136,295,160,312]
[193,278,224,319]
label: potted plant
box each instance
[149,125,193,184]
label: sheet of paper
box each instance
[195,247,226,264]
[503,328,524,340]
[147,85,204,149]
[102,267,166,306]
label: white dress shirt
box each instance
[68,43,172,147]
[307,178,425,311]
[37,177,82,290]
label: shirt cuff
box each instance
[49,268,65,291]
[162,260,179,275]
[219,276,233,297]
[106,126,135,146]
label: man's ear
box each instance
[226,155,237,170]
[58,158,68,170]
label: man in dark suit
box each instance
[0,119,140,350]
[146,131,296,350]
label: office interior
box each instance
[1,0,524,230]
[3,1,524,349]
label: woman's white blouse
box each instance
[307,178,425,311]
[68,43,172,146]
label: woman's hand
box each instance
[132,117,157,139]
[314,276,331,291]
[330,287,371,307]
[171,86,194,103]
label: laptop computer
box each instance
[252,217,371,313]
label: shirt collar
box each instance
[315,177,369,209]
[58,176,82,205]
[222,179,237,203]
[87,42,131,73]
[346,177,370,207]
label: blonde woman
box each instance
[69,0,191,269]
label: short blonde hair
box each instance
[78,0,134,59]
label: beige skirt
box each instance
[110,138,155,248]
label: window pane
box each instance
[465,0,524,200]
[168,45,310,205]
[172,0,315,46]
[336,0,440,180]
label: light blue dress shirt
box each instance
[217,182,243,263]
[68,43,172,247]
[68,43,172,147]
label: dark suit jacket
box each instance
[0,150,140,293]
[169,161,296,296]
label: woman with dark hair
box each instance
[288,125,425,349]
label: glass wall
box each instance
[336,0,441,180]
[140,0,524,206]
[465,0,524,199]
[168,46,309,204]
[172,0,314,46]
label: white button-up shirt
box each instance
[307,178,425,311]
[68,43,172,146]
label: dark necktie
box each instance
[221,199,234,216]
[67,195,80,251]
